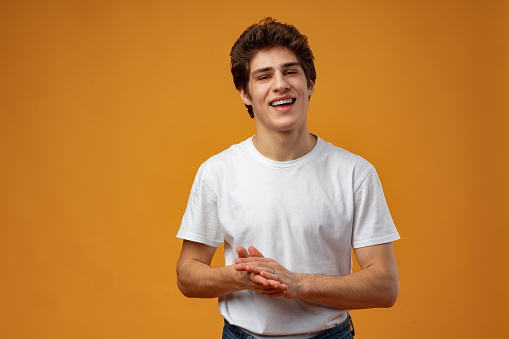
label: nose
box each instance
[273,72,290,92]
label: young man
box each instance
[177,18,400,338]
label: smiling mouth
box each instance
[269,98,296,107]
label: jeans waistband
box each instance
[222,314,355,339]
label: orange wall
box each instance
[1,1,508,338]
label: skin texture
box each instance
[177,241,399,309]
[177,241,286,298]
[239,47,316,161]
[234,244,399,309]
[177,46,399,310]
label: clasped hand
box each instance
[233,246,299,299]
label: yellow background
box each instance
[1,0,508,338]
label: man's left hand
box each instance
[234,246,301,299]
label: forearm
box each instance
[177,259,239,298]
[297,266,399,309]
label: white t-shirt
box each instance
[177,136,399,336]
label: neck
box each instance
[253,128,317,161]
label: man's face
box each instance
[239,47,314,134]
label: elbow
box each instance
[176,276,189,297]
[177,279,194,298]
[379,264,400,308]
[176,264,195,298]
[380,279,399,308]
[177,275,201,298]
[381,290,398,308]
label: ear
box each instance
[239,88,252,105]
[308,80,315,96]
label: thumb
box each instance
[248,246,265,258]
[236,246,250,258]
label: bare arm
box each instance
[176,240,285,298]
[296,242,399,309]
[235,242,399,309]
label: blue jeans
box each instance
[222,315,355,339]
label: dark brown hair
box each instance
[230,17,316,118]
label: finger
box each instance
[234,263,249,271]
[252,274,271,287]
[260,270,278,280]
[248,246,265,258]
[234,257,269,265]
[251,273,283,290]
[262,289,285,297]
[267,279,282,289]
[244,264,268,275]
[245,265,277,279]
[236,246,250,258]
[234,263,264,272]
[256,286,284,294]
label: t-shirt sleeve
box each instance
[176,162,224,248]
[351,167,400,248]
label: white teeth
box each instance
[270,99,294,106]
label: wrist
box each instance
[228,265,243,292]
[294,273,310,299]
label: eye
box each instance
[285,69,298,75]
[257,75,270,80]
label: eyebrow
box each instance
[251,62,301,76]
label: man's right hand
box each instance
[234,246,286,298]
[177,240,286,299]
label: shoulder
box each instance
[314,137,377,190]
[202,138,250,167]
[318,137,374,171]
[196,137,251,181]
[188,139,251,196]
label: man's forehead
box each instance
[249,47,300,73]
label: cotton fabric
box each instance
[177,136,399,336]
